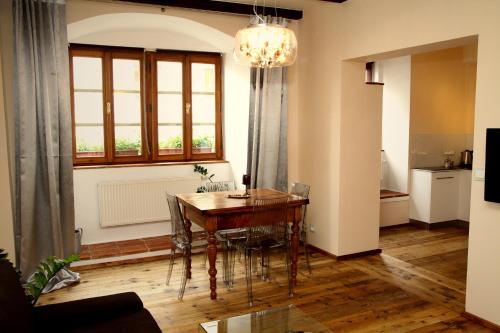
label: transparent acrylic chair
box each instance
[230,196,292,306]
[290,182,312,273]
[203,180,245,286]
[165,193,208,300]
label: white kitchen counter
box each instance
[410,168,472,224]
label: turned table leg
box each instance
[291,207,301,287]
[207,229,218,300]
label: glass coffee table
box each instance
[199,305,332,333]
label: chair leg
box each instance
[228,245,237,289]
[245,249,253,306]
[285,246,293,297]
[221,240,229,288]
[302,225,312,274]
[166,247,176,286]
[178,248,189,301]
[201,245,208,269]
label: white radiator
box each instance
[97,177,200,227]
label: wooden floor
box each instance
[39,225,492,333]
[380,224,469,287]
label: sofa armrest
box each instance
[34,292,144,325]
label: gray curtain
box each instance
[13,0,75,276]
[246,17,289,192]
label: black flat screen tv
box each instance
[485,128,500,203]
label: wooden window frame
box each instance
[69,44,223,166]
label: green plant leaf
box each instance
[24,254,80,305]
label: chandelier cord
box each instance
[253,0,265,23]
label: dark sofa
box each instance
[0,260,162,333]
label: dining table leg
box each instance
[206,219,218,300]
[291,206,301,287]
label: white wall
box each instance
[380,56,411,193]
[74,163,232,244]
[338,61,383,255]
[298,0,500,325]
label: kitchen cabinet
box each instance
[409,169,471,224]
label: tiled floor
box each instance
[80,236,168,260]
[80,232,206,260]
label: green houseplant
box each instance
[159,135,183,154]
[0,248,79,305]
[115,138,141,156]
[194,164,215,193]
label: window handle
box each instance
[186,102,191,115]
[106,102,111,115]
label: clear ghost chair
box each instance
[290,182,312,273]
[165,193,208,300]
[228,196,292,306]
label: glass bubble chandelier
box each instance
[234,1,297,68]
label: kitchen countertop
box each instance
[412,166,472,173]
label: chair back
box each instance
[290,182,310,199]
[249,196,289,245]
[205,180,236,192]
[166,193,189,245]
[291,183,310,223]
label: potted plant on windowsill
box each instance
[115,138,141,156]
[159,135,183,155]
[192,135,214,154]
[76,142,104,158]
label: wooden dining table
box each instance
[176,188,309,300]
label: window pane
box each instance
[191,63,216,154]
[157,61,183,155]
[73,57,102,90]
[75,126,105,158]
[72,56,105,159]
[113,59,142,157]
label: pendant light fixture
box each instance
[234,0,297,68]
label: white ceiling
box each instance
[216,0,315,10]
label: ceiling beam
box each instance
[116,0,304,20]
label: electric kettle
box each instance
[460,150,473,169]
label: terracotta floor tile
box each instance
[79,253,91,260]
[146,243,170,251]
[116,239,146,248]
[89,242,119,252]
[119,245,148,255]
[144,235,170,243]
[91,250,120,259]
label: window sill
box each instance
[73,160,229,170]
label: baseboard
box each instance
[335,249,382,260]
[308,244,337,259]
[462,311,500,331]
[380,223,411,230]
[410,219,469,230]
[308,244,382,261]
